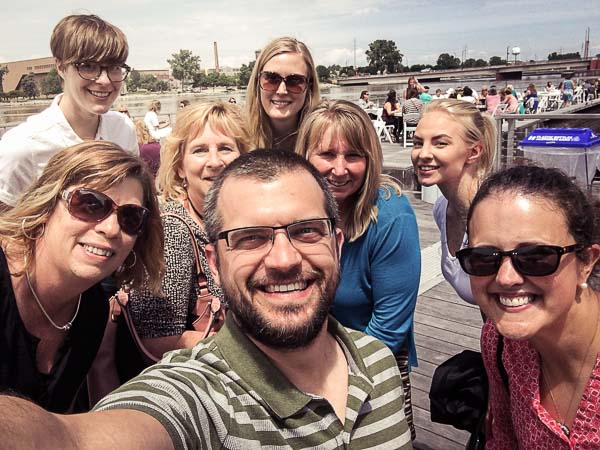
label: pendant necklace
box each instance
[273,130,298,148]
[541,302,600,438]
[25,268,82,332]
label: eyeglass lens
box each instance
[65,188,148,235]
[75,62,129,82]
[259,71,308,94]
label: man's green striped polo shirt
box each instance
[95,316,412,449]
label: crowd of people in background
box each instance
[0,12,599,450]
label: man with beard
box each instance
[0,149,412,450]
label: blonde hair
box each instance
[149,100,161,112]
[0,142,164,293]
[421,99,497,179]
[50,14,128,65]
[157,101,252,201]
[295,99,401,242]
[134,118,153,145]
[246,37,320,148]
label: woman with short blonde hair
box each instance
[246,36,320,150]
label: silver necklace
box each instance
[25,269,82,332]
[273,130,298,147]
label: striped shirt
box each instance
[94,316,412,449]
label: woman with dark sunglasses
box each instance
[127,102,251,359]
[246,36,320,151]
[458,165,600,449]
[0,141,164,413]
[411,99,497,305]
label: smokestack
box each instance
[214,41,220,73]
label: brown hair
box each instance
[50,14,128,65]
[0,142,164,293]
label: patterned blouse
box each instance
[481,320,600,449]
[128,200,222,339]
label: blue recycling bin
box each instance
[519,128,600,188]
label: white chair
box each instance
[402,113,420,147]
[491,103,508,117]
[537,95,548,113]
[372,120,394,143]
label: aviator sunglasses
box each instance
[61,188,149,236]
[259,71,309,94]
[456,244,584,277]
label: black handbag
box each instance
[429,336,507,450]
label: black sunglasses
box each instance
[259,71,309,94]
[61,188,149,236]
[456,244,583,277]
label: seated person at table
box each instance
[383,89,402,141]
[524,84,539,113]
[357,90,376,119]
[457,165,600,449]
[0,149,413,450]
[485,86,501,114]
[402,87,424,126]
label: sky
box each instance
[1,0,599,71]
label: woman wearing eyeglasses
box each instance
[412,99,496,305]
[0,141,164,413]
[0,14,137,211]
[456,166,600,449]
[296,99,421,439]
[246,36,320,151]
[127,102,251,358]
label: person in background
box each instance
[403,76,425,100]
[479,86,489,105]
[144,100,172,140]
[561,73,575,107]
[545,81,557,92]
[128,102,251,358]
[116,104,131,120]
[179,99,190,109]
[227,97,236,104]
[246,36,320,150]
[460,86,477,104]
[412,99,496,305]
[457,165,600,449]
[419,86,433,104]
[296,99,421,440]
[0,14,137,210]
[485,85,501,114]
[524,83,539,113]
[434,88,444,99]
[133,119,161,178]
[0,141,163,413]
[358,90,377,119]
[382,89,402,142]
[402,87,424,128]
[502,87,519,112]
[446,88,457,99]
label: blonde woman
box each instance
[296,99,421,439]
[0,141,163,412]
[128,102,251,357]
[144,100,171,140]
[246,36,320,150]
[134,119,160,177]
[411,99,496,304]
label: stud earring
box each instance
[580,282,589,290]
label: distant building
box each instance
[136,69,178,87]
[205,66,241,77]
[1,57,56,92]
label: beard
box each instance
[219,265,339,350]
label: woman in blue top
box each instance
[296,99,421,440]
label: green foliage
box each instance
[436,53,461,70]
[136,74,169,92]
[409,64,433,72]
[489,56,507,66]
[127,69,141,92]
[40,68,62,96]
[168,49,201,91]
[462,58,488,68]
[316,65,330,82]
[192,71,237,88]
[21,72,39,99]
[238,61,255,87]
[366,40,403,74]
[0,65,8,93]
[338,66,356,77]
[547,51,581,61]
[356,66,377,75]
[8,90,24,100]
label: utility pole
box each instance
[353,38,357,70]
[584,27,590,59]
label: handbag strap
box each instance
[496,335,509,391]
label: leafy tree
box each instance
[8,90,24,100]
[237,61,255,87]
[356,65,377,75]
[489,56,507,66]
[127,69,141,92]
[339,66,356,77]
[316,65,330,82]
[366,40,403,74]
[436,53,461,70]
[21,72,39,99]
[168,49,201,91]
[0,65,8,93]
[40,68,62,96]
[547,51,581,61]
[409,64,434,72]
[327,64,342,75]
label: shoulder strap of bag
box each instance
[496,335,509,391]
[161,212,205,284]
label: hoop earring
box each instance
[116,251,137,275]
[21,219,45,241]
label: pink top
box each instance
[482,320,600,450]
[485,94,501,114]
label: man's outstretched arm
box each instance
[0,395,173,450]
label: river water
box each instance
[0,75,566,128]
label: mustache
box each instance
[247,268,323,289]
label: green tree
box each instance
[436,53,461,70]
[21,72,39,99]
[489,56,507,66]
[327,64,342,75]
[238,61,255,87]
[547,51,581,61]
[168,49,201,91]
[366,40,403,74]
[40,68,62,96]
[316,65,330,82]
[0,65,8,93]
[127,69,141,92]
